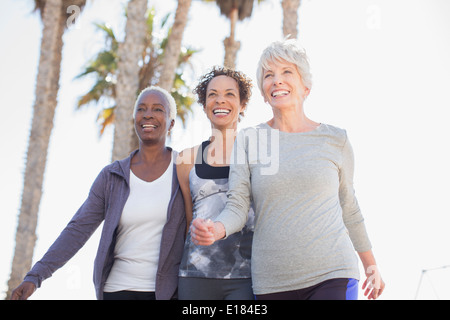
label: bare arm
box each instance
[176,147,196,236]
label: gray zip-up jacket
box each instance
[23,149,186,300]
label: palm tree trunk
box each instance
[223,7,240,69]
[281,0,301,39]
[158,0,192,91]
[112,0,148,161]
[6,0,65,299]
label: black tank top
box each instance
[195,140,229,179]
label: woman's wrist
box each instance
[214,222,226,241]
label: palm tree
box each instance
[204,0,263,69]
[158,0,193,91]
[75,23,118,136]
[75,8,197,153]
[6,0,86,299]
[112,0,148,162]
[281,0,301,39]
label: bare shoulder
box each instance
[176,145,199,180]
[176,145,199,166]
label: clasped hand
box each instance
[190,218,222,246]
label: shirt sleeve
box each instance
[23,168,107,288]
[215,129,252,238]
[339,133,372,252]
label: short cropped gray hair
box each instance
[133,86,177,121]
[256,39,312,93]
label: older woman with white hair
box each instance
[191,40,385,300]
[11,86,186,300]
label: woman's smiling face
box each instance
[134,90,173,144]
[262,59,310,110]
[204,75,244,130]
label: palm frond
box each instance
[75,7,197,134]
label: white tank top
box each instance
[104,156,173,292]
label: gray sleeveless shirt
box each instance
[179,141,254,279]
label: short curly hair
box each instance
[193,66,253,110]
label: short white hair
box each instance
[256,39,312,93]
[133,86,177,121]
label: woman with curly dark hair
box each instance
[176,66,255,300]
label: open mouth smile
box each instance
[212,108,231,115]
[141,124,157,132]
[271,90,290,97]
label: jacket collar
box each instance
[109,148,177,185]
[108,149,137,185]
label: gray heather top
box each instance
[216,122,372,295]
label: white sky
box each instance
[1,0,449,300]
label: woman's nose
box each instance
[273,74,283,85]
[216,94,226,104]
[143,109,154,118]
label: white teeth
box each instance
[213,109,231,115]
[272,90,289,97]
[142,124,156,128]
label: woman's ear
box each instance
[304,87,311,99]
[240,102,246,115]
[168,119,175,133]
[238,104,246,122]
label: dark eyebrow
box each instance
[208,88,237,92]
